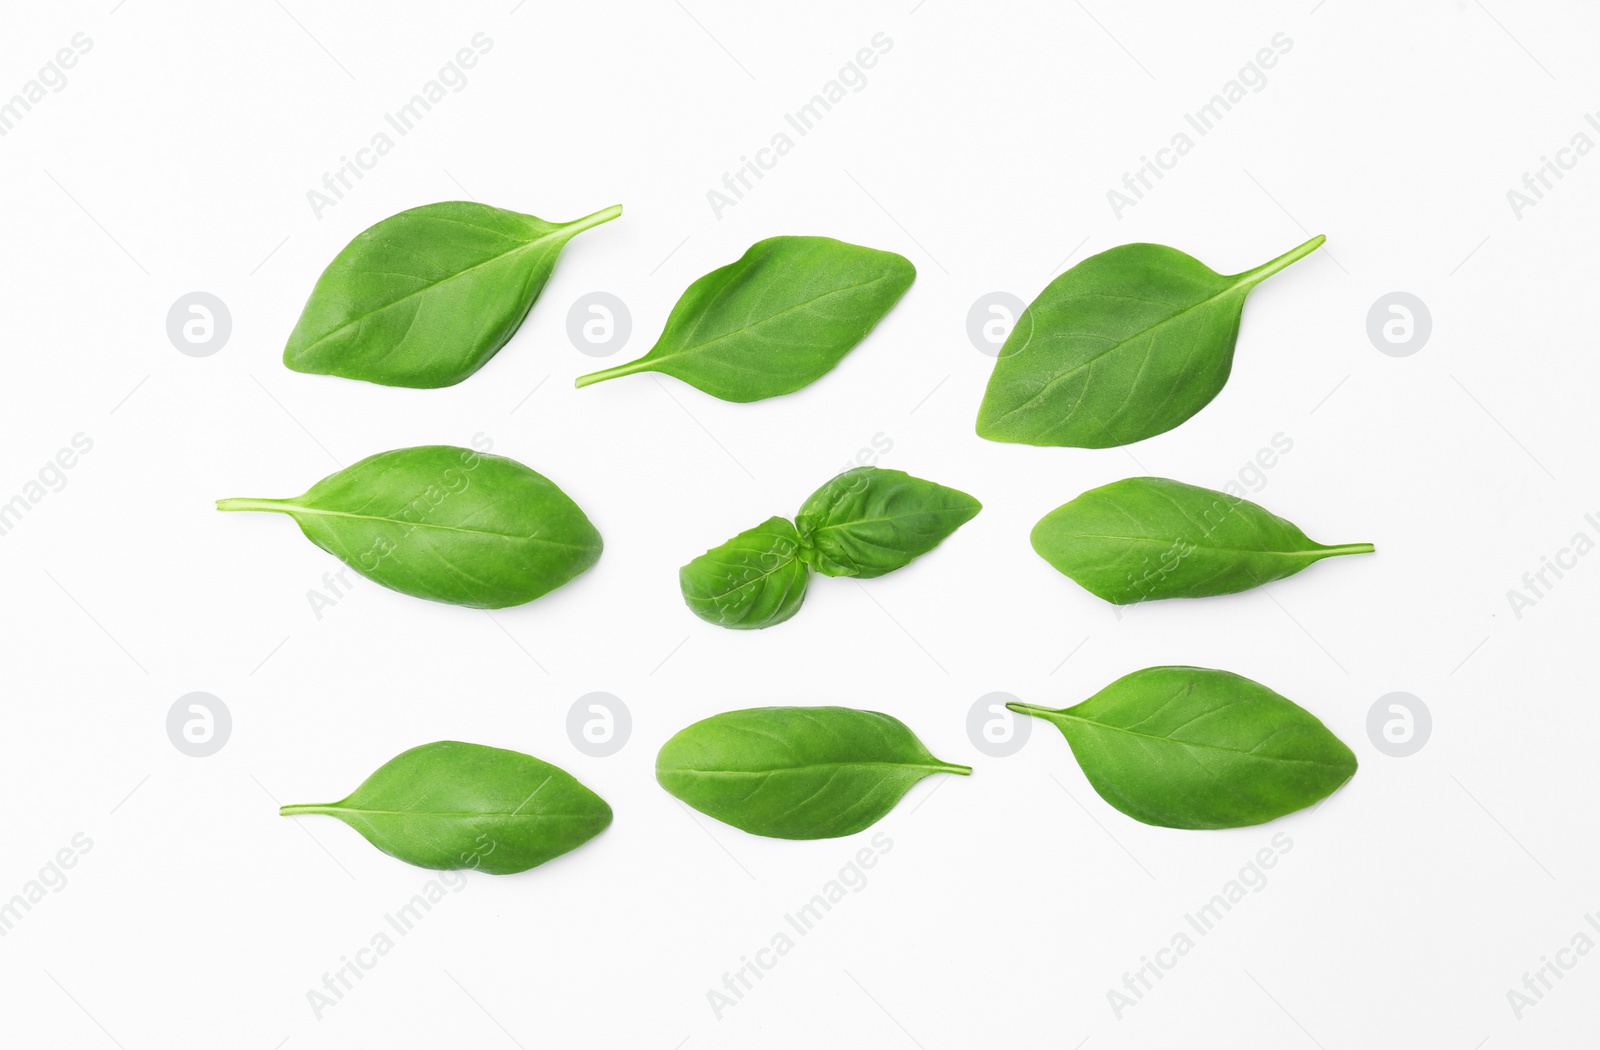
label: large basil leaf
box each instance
[1009,666,1357,829]
[795,467,981,578]
[656,706,970,839]
[1031,476,1373,603]
[679,516,809,629]
[217,445,601,609]
[284,201,621,388]
[280,741,611,874]
[574,236,915,401]
[976,235,1324,447]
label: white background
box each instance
[1,1,1594,1046]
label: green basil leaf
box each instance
[280,741,611,874]
[679,468,980,630]
[794,466,982,579]
[217,445,601,609]
[976,235,1324,447]
[656,706,970,839]
[679,516,809,630]
[1009,666,1357,829]
[1031,476,1373,603]
[575,236,915,401]
[284,201,621,388]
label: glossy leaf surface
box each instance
[1031,476,1373,603]
[795,467,981,579]
[656,707,970,839]
[679,516,809,629]
[285,201,621,387]
[1009,666,1357,829]
[217,445,601,609]
[977,236,1324,447]
[575,236,914,401]
[280,741,612,874]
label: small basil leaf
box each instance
[679,516,809,629]
[280,741,611,874]
[1031,476,1373,603]
[575,236,915,401]
[1009,666,1357,829]
[977,235,1324,447]
[656,706,970,839]
[285,201,621,388]
[794,466,982,579]
[217,445,601,609]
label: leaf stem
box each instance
[215,497,296,514]
[1005,702,1061,718]
[574,358,649,389]
[1236,233,1326,287]
[1319,541,1375,557]
[940,763,974,777]
[565,203,623,236]
[279,803,337,816]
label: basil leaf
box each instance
[794,466,981,578]
[1009,666,1356,829]
[679,516,809,630]
[217,445,601,609]
[656,706,970,839]
[976,235,1324,447]
[679,468,980,630]
[575,236,914,401]
[284,201,621,388]
[1031,476,1373,603]
[280,741,611,874]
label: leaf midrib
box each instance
[697,549,801,601]
[314,807,598,819]
[665,760,962,777]
[807,506,968,539]
[650,272,897,369]
[295,222,568,356]
[1047,533,1343,559]
[287,503,594,549]
[1056,711,1347,767]
[990,275,1249,427]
